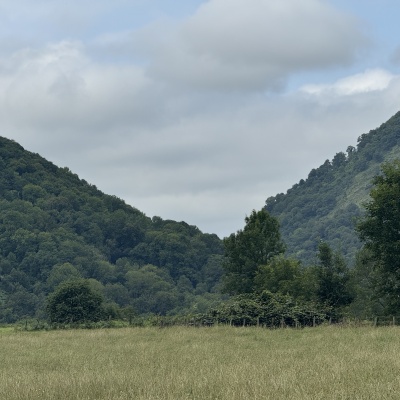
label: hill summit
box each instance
[265,110,400,265]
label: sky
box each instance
[1,0,400,238]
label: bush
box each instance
[46,279,105,324]
[205,291,330,327]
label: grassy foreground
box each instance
[1,325,399,399]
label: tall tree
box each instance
[349,247,384,318]
[223,210,285,295]
[357,160,400,313]
[315,241,353,317]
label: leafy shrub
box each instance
[46,279,105,324]
[205,291,330,327]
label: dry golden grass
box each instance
[1,325,399,399]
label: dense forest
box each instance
[0,137,224,322]
[265,111,400,266]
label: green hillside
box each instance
[0,137,224,322]
[265,111,400,266]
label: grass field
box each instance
[1,325,399,399]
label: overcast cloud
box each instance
[1,0,400,237]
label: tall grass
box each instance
[1,325,399,399]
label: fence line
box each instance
[15,315,400,331]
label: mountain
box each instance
[0,137,224,322]
[265,111,400,266]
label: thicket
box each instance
[205,291,330,327]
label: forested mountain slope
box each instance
[0,137,224,322]
[265,111,400,266]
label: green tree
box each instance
[1,287,39,322]
[348,247,384,318]
[46,263,82,291]
[46,279,104,323]
[357,160,400,313]
[254,255,305,299]
[124,264,179,314]
[315,242,353,317]
[223,209,285,295]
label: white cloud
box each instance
[139,0,368,91]
[301,68,395,96]
[0,41,154,136]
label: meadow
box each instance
[1,325,399,399]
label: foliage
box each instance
[357,160,400,314]
[348,247,384,318]
[254,255,311,300]
[46,279,105,323]
[315,242,354,319]
[222,210,285,295]
[206,291,330,327]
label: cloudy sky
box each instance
[1,0,400,237]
